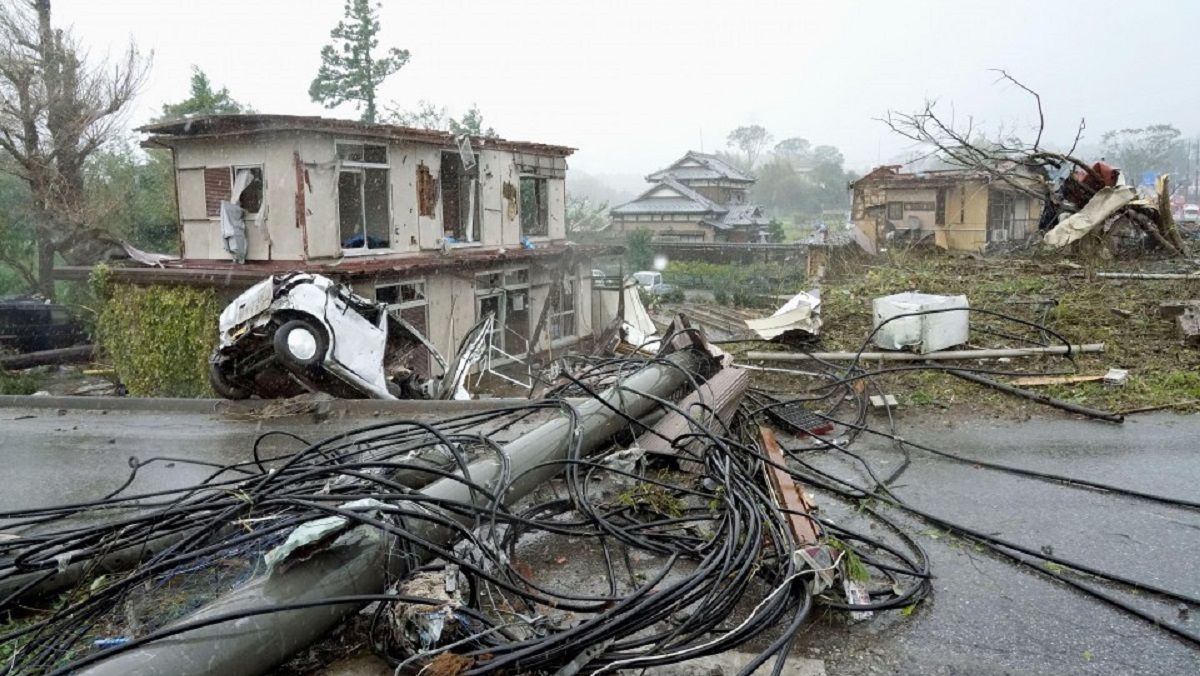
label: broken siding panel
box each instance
[177,168,207,221]
[480,150,509,247]
[547,178,566,240]
[386,143,418,253]
[293,134,340,259]
[413,149,443,250]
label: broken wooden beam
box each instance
[759,425,820,546]
[743,343,1105,363]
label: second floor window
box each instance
[520,176,548,237]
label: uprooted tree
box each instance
[0,0,148,296]
[881,70,1188,257]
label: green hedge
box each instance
[93,267,220,397]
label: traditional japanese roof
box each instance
[720,204,770,227]
[646,151,754,184]
[610,177,725,216]
[139,114,574,156]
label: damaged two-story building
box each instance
[59,114,613,374]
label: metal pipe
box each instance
[743,343,1105,363]
[81,349,709,676]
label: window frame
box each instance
[886,201,903,220]
[548,277,577,342]
[376,279,428,310]
[335,139,392,254]
[519,175,550,238]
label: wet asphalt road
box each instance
[793,411,1200,675]
[1,405,1197,674]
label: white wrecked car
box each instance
[208,272,491,400]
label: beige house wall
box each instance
[170,131,568,262]
[612,217,714,242]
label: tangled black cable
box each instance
[0,351,929,676]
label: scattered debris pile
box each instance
[2,311,1196,675]
[1042,164,1190,257]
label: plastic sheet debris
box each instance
[872,292,969,353]
[745,290,822,341]
[391,567,465,652]
[1043,186,1137,247]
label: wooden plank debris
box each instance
[1009,374,1105,387]
[759,425,820,546]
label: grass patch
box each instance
[748,253,1200,415]
[0,371,41,395]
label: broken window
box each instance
[549,279,576,341]
[474,268,530,355]
[377,280,430,377]
[441,151,480,243]
[520,177,549,237]
[337,142,390,250]
[416,164,436,217]
[234,166,264,214]
[204,166,264,217]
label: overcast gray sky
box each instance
[56,0,1200,177]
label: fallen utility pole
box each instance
[947,369,1124,423]
[743,344,1105,363]
[0,345,95,370]
[80,349,712,676]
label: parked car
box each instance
[1181,204,1199,225]
[0,297,87,353]
[632,271,663,289]
[209,273,490,400]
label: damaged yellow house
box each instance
[850,166,1044,253]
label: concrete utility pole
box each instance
[80,349,711,676]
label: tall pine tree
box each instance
[309,0,409,123]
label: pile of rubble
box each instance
[1041,162,1191,258]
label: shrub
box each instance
[0,372,39,395]
[625,228,654,271]
[713,288,729,305]
[93,271,220,397]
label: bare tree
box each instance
[0,0,148,295]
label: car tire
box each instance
[208,361,251,400]
[273,318,328,374]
